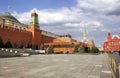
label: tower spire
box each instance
[107,32,112,42]
[83,23,88,43]
[84,24,87,34]
[29,11,39,29]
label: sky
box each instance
[0,0,120,47]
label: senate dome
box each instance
[0,12,28,30]
[0,12,19,22]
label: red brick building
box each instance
[103,32,120,52]
[0,11,92,53]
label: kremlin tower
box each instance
[83,25,88,44]
[29,11,39,29]
[27,11,42,46]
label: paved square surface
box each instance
[0,54,113,78]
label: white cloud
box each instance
[76,0,119,14]
[64,21,102,30]
[12,11,30,24]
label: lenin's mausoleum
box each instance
[0,11,93,53]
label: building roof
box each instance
[0,12,19,22]
[41,30,59,38]
[59,34,71,38]
[112,35,120,39]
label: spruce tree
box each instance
[40,44,45,50]
[48,45,54,54]
[73,44,79,53]
[29,44,32,48]
[27,43,32,48]
[36,45,38,50]
[32,44,37,50]
[19,41,24,48]
[79,46,85,53]
[0,37,4,48]
[13,42,17,48]
[4,39,12,48]
[91,46,99,53]
[26,43,32,48]
[90,39,99,53]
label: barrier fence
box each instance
[105,53,119,78]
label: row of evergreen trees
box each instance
[0,37,13,48]
[0,36,99,53]
[73,45,85,53]
[46,44,99,54]
[73,44,99,53]
[0,37,39,50]
[73,39,99,53]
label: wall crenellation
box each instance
[0,25,30,34]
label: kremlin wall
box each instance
[0,11,93,53]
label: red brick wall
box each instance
[42,35,55,44]
[0,25,32,47]
[0,25,56,49]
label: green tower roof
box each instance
[83,25,87,34]
[30,11,39,26]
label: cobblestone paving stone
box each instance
[0,54,113,78]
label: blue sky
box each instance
[0,0,76,12]
[0,0,120,47]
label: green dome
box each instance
[0,12,19,22]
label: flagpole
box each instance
[8,6,12,13]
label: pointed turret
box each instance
[84,25,87,35]
[83,25,88,43]
[107,32,112,41]
[29,11,39,29]
[107,32,112,51]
